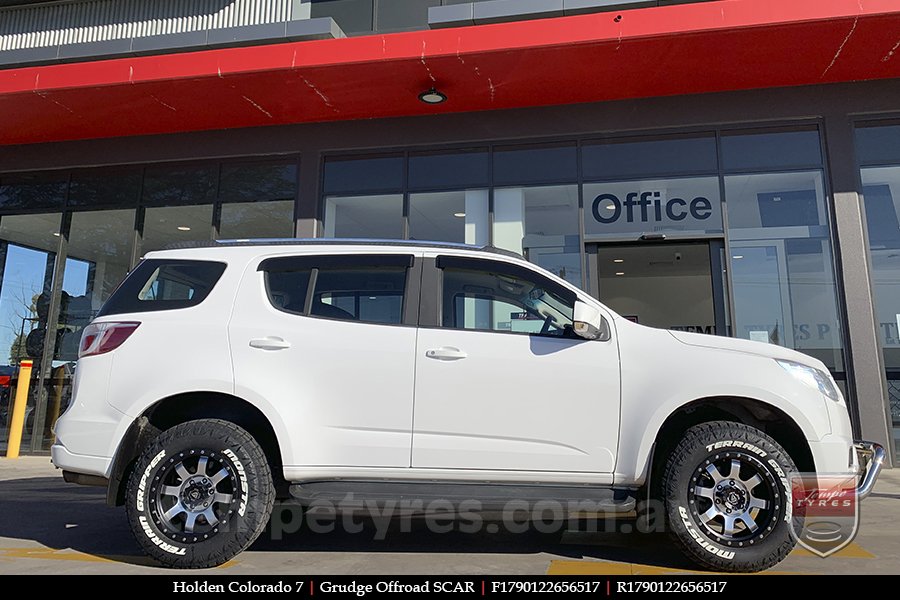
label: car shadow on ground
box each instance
[0,476,695,571]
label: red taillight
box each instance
[78,322,140,358]
[0,375,9,388]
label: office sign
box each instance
[583,176,723,239]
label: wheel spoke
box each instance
[174,463,191,481]
[699,505,719,524]
[705,463,725,483]
[743,473,763,490]
[184,511,198,533]
[749,497,769,510]
[213,492,233,505]
[738,513,760,533]
[164,503,186,521]
[210,468,230,485]
[196,456,209,477]
[693,486,715,500]
[723,514,738,536]
[201,507,219,528]
[161,485,181,498]
[727,459,741,480]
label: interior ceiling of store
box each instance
[0,0,898,145]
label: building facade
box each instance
[0,0,897,463]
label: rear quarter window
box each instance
[97,259,226,317]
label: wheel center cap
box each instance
[180,475,214,511]
[716,479,748,511]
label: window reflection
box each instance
[323,194,403,239]
[493,185,581,287]
[409,190,488,244]
[725,171,844,370]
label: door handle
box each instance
[425,346,467,361]
[249,337,292,350]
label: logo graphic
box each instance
[789,473,859,557]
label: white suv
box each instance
[52,240,883,571]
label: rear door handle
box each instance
[425,346,467,361]
[249,337,291,350]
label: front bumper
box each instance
[855,440,886,499]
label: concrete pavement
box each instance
[0,456,897,575]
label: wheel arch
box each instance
[641,396,816,491]
[106,391,288,506]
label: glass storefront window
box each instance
[582,135,718,180]
[323,194,403,239]
[493,144,577,186]
[142,205,214,253]
[408,190,489,244]
[218,161,297,239]
[220,202,295,239]
[0,212,62,453]
[725,170,844,371]
[583,176,722,240]
[493,185,581,287]
[0,175,66,211]
[721,128,822,171]
[323,156,403,196]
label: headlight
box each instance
[776,359,840,402]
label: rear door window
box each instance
[260,254,414,325]
[97,259,226,316]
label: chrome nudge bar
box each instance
[855,441,886,500]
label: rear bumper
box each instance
[50,442,110,478]
[854,441,886,500]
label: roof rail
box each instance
[163,237,524,259]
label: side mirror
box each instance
[573,300,609,341]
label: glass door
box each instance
[594,241,727,335]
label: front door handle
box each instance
[249,337,292,350]
[425,346,467,361]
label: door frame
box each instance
[586,238,729,336]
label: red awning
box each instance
[1,0,899,145]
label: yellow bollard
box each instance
[6,359,34,459]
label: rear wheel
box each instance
[662,421,797,572]
[125,419,274,568]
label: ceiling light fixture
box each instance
[613,259,624,263]
[52,232,61,237]
[732,255,744,259]
[453,212,466,218]
[615,272,625,276]
[177,226,192,231]
[419,88,447,105]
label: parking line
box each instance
[0,547,238,568]
[790,543,874,558]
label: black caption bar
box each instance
[5,575,883,596]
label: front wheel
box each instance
[662,421,798,572]
[125,419,275,568]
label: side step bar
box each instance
[290,480,636,515]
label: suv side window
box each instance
[261,254,413,325]
[437,255,576,337]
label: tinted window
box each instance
[721,129,822,171]
[142,166,217,206]
[439,257,575,336]
[856,123,900,165]
[408,149,489,190]
[68,168,141,207]
[323,156,404,195]
[0,175,66,210]
[218,162,297,204]
[582,135,717,180]
[260,254,411,324]
[97,259,226,316]
[265,269,312,314]
[493,144,577,185]
[313,267,406,324]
